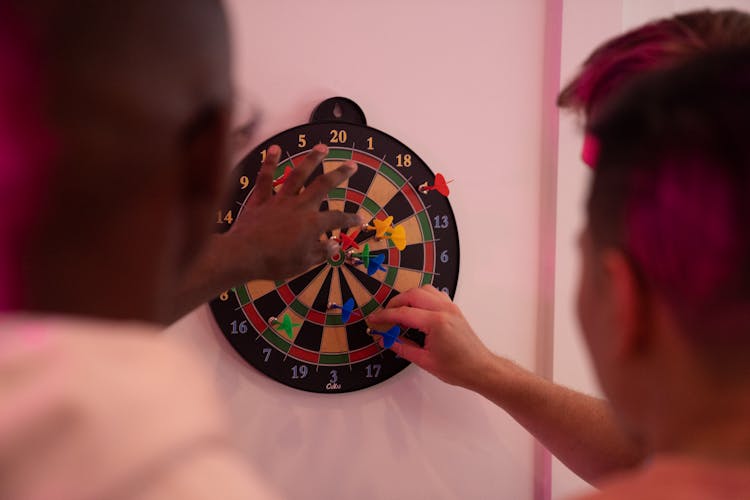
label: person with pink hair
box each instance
[369,11,750,498]
[372,6,750,492]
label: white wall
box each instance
[167,1,549,499]
[166,1,750,498]
[551,1,750,499]
[551,2,620,497]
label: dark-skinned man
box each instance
[0,0,358,497]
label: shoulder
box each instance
[572,457,750,500]
[0,315,278,500]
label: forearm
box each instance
[470,355,646,484]
[169,234,257,323]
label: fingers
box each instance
[280,144,329,195]
[367,306,437,333]
[305,240,341,267]
[377,335,427,365]
[385,287,452,312]
[302,161,357,204]
[315,211,363,234]
[253,145,281,204]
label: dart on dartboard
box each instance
[349,243,372,268]
[272,166,293,188]
[385,225,406,251]
[331,232,360,251]
[365,254,387,276]
[269,314,300,339]
[349,244,386,276]
[368,326,402,349]
[363,216,394,240]
[419,173,453,197]
[328,298,356,323]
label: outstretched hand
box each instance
[173,144,361,322]
[367,286,496,390]
[220,143,362,280]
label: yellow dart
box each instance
[387,224,407,251]
[364,216,394,240]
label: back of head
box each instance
[588,47,750,362]
[559,9,750,121]
[0,0,232,320]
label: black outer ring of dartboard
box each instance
[209,120,460,393]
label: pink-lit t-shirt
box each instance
[0,316,279,500]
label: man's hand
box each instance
[367,285,496,390]
[172,144,361,322]
[220,143,361,280]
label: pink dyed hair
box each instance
[558,10,750,120]
[588,47,750,342]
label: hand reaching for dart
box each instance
[223,144,362,280]
[367,286,496,391]
[174,144,361,320]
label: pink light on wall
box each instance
[0,5,55,311]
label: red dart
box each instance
[272,166,293,188]
[433,173,451,197]
[338,232,360,251]
[419,173,453,197]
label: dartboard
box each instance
[210,97,460,393]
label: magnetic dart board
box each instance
[210,97,460,393]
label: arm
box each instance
[367,286,646,484]
[170,144,362,322]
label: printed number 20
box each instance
[330,130,347,143]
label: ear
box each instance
[600,249,648,359]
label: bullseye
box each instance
[328,248,346,267]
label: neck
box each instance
[22,219,170,325]
[646,363,750,463]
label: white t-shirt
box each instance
[0,315,279,500]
